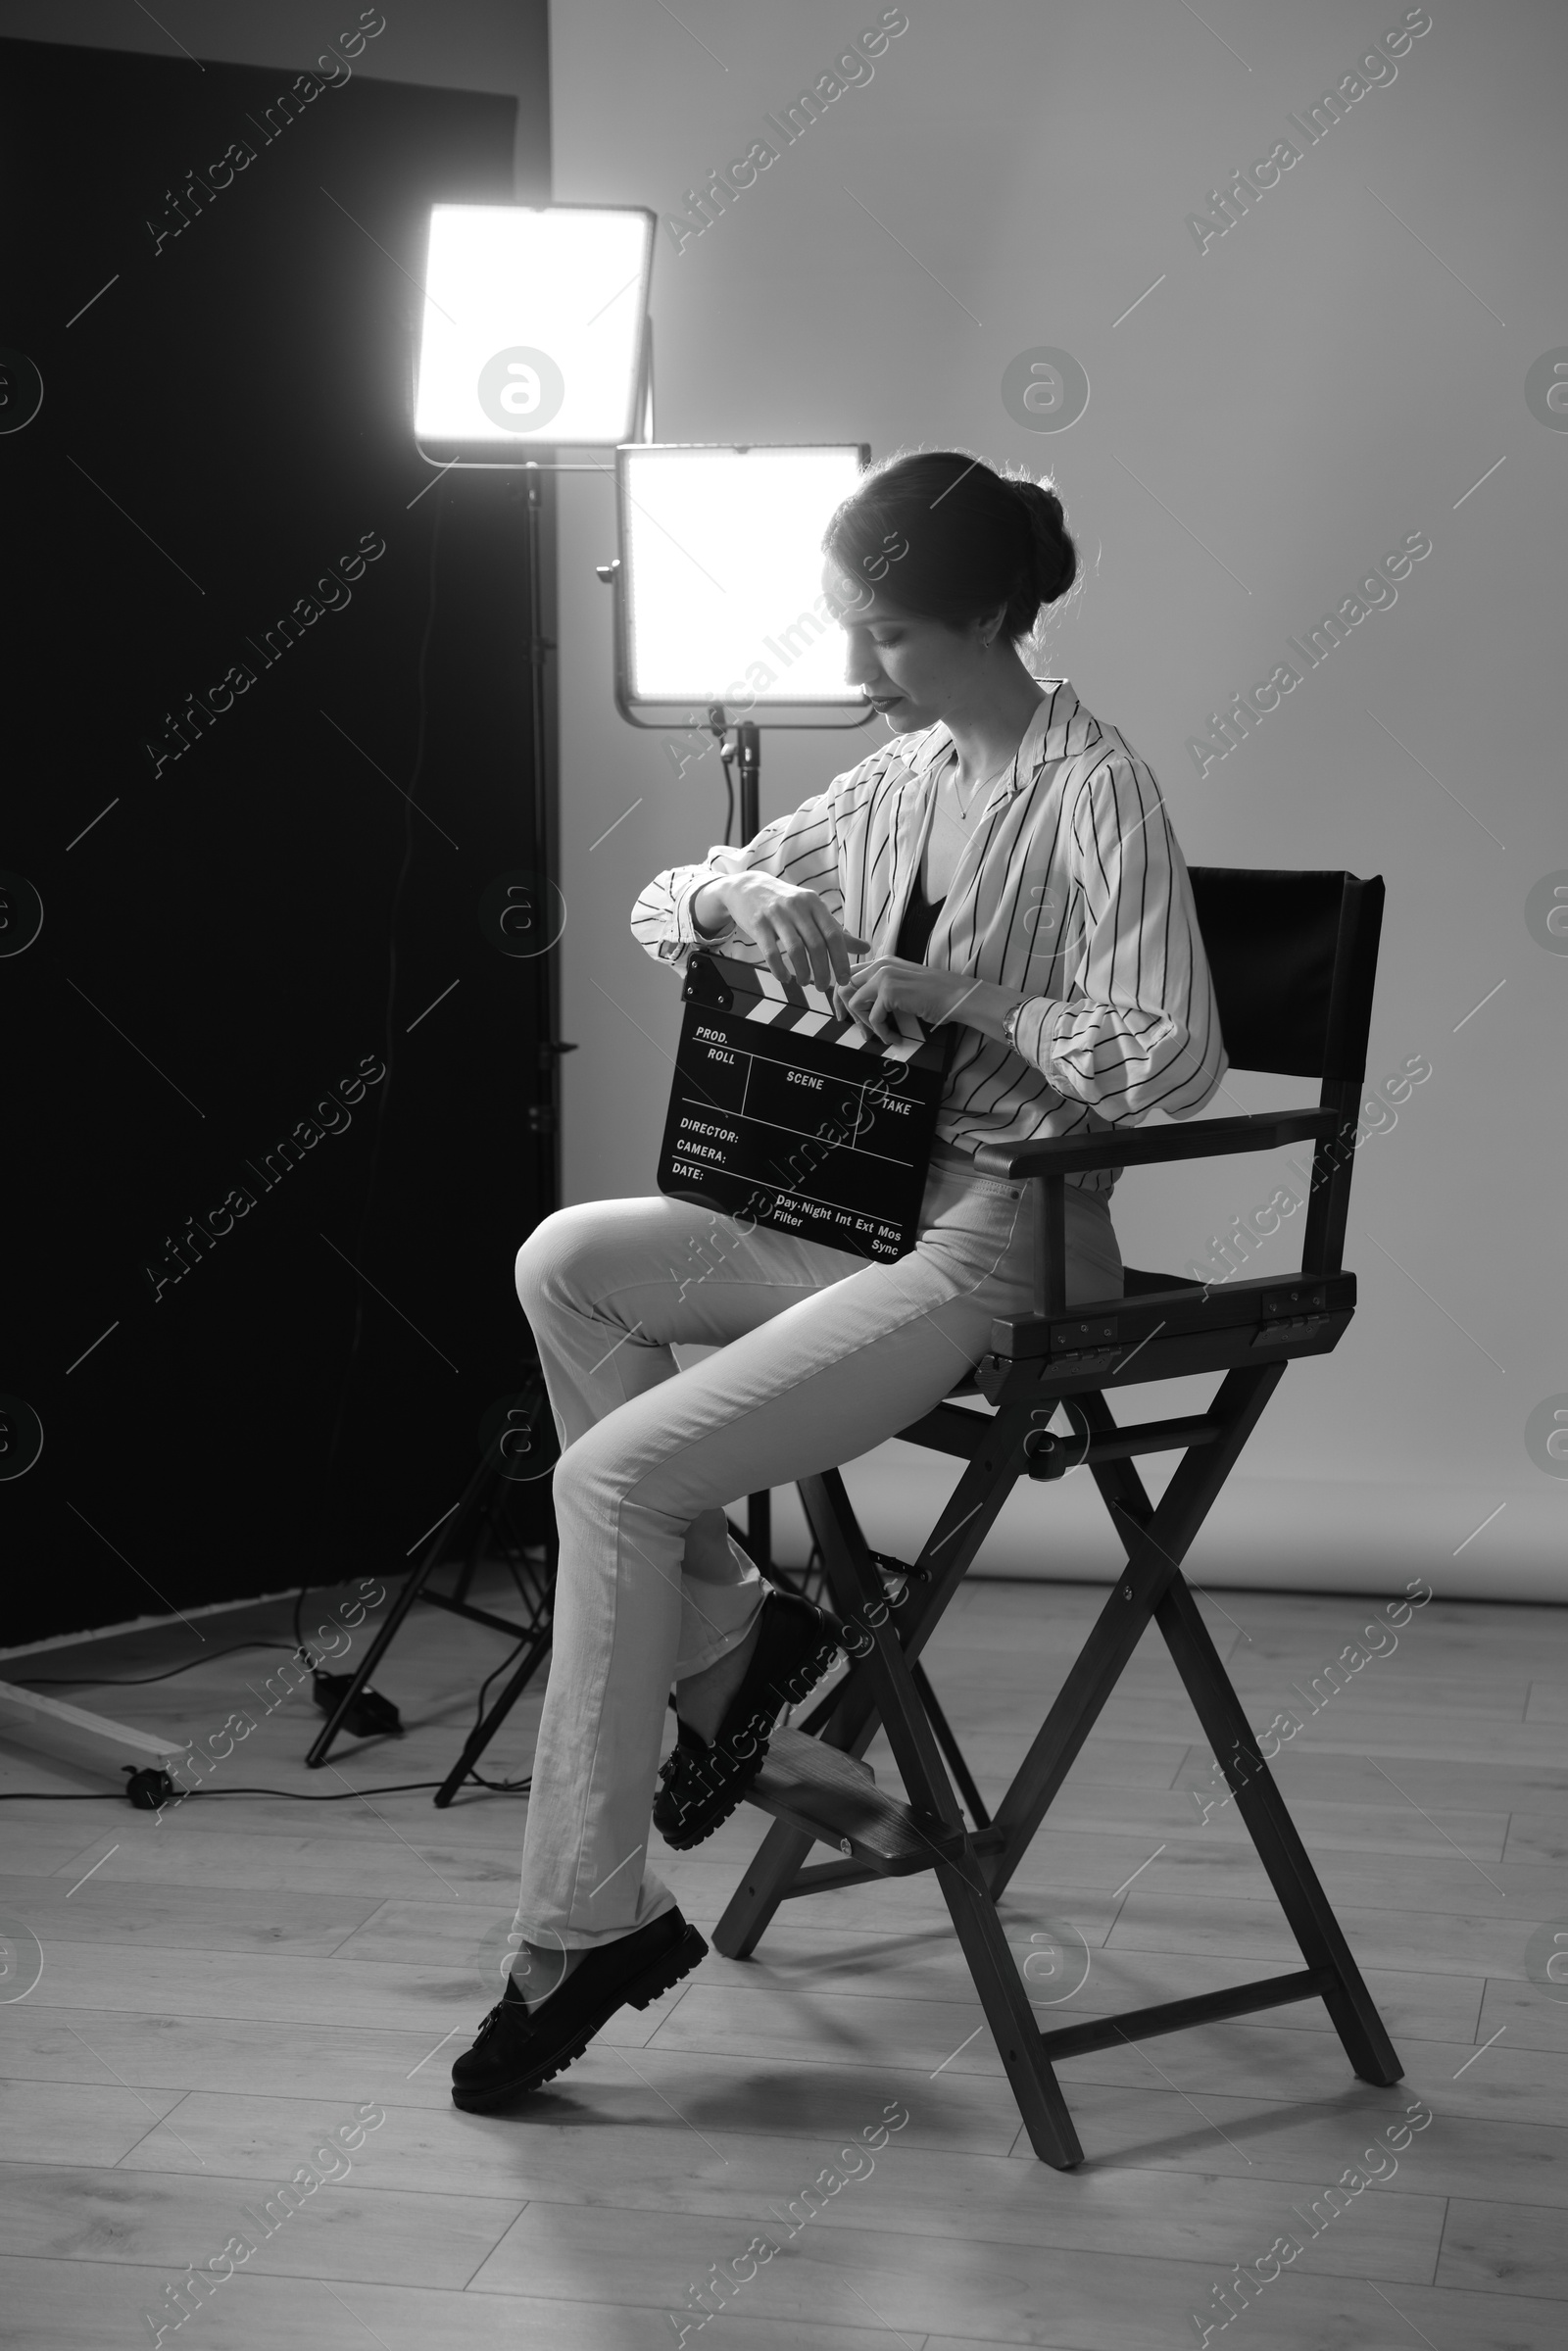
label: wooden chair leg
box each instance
[1156,1573,1402,2084]
[711,1817,816,1959]
[806,1468,1087,2166]
[934,1856,1084,2167]
[980,1365,1282,1899]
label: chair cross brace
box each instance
[712,1357,1402,2167]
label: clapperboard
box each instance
[657,951,955,1262]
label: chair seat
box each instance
[945,1264,1190,1396]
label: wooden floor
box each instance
[2,1563,1566,2348]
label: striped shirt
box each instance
[630,678,1226,1195]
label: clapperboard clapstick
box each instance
[656,951,955,1262]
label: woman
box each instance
[452,449,1225,2112]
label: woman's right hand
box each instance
[693,873,869,993]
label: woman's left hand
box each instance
[833,956,988,1046]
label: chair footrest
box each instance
[744,1727,965,1876]
[1036,1965,1337,2061]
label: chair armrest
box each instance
[971,1106,1338,1180]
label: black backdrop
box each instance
[2,33,559,1646]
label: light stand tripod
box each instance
[306,1416,559,1804]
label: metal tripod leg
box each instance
[306,1450,540,1773]
[303,1453,493,1769]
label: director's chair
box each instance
[713,866,1403,2166]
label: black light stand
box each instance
[669,711,779,1582]
[314,215,662,1798]
[730,719,777,1576]
[523,468,575,1205]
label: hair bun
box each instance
[822,449,1077,646]
[1008,476,1077,605]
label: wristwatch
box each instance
[1002,997,1034,1054]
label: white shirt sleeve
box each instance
[630,788,845,967]
[1009,753,1225,1123]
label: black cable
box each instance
[457,1553,545,1792]
[471,1634,528,1732]
[156,1781,521,1801]
[13,1641,299,1688]
[301,489,451,1654]
[0,1780,527,1802]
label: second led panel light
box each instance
[614,443,874,730]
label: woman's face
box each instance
[822,563,992,734]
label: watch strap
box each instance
[1003,997,1032,1053]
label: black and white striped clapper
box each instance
[656,950,955,1262]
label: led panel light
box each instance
[613,443,875,731]
[414,204,655,459]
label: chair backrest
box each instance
[1188,867,1384,1086]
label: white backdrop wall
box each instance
[549,0,1566,1599]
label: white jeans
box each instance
[510,1156,1122,1948]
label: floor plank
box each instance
[0,1872,382,1957]
[0,2258,906,2350]
[463,2202,1553,2349]
[0,2077,188,2167]
[1435,2198,1568,2298]
[0,2005,490,2108]
[0,2160,523,2287]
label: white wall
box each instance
[549,0,1567,1598]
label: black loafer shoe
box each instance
[451,1907,707,2111]
[654,1587,843,1851]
